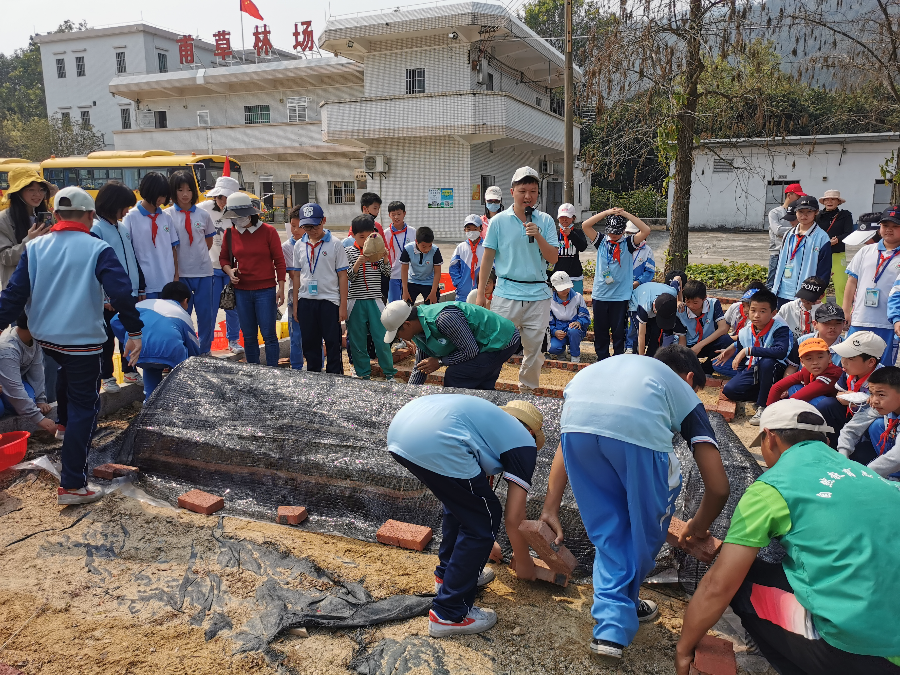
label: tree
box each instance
[0,114,104,161]
[520,0,608,66]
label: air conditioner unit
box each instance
[197,110,210,127]
[363,154,389,173]
[540,160,555,175]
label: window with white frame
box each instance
[120,108,131,130]
[197,110,210,127]
[328,181,356,204]
[56,58,66,78]
[244,104,270,125]
[80,110,91,127]
[406,68,425,95]
[287,97,308,122]
[157,52,168,73]
[115,51,126,74]
[75,56,86,77]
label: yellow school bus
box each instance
[0,158,41,194]
[40,150,258,204]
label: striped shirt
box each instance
[346,244,391,300]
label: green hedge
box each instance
[590,187,667,218]
[683,262,767,290]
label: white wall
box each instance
[363,41,470,97]
[671,139,900,229]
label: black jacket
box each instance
[816,208,854,255]
[551,227,588,279]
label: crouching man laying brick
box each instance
[387,394,545,637]
[675,400,900,675]
[539,346,730,660]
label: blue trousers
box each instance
[0,381,36,417]
[848,325,897,366]
[142,365,165,401]
[549,327,585,358]
[390,452,500,623]
[561,432,681,646]
[183,275,215,354]
[145,292,161,300]
[287,300,304,370]
[235,287,279,366]
[213,269,240,341]
[625,311,639,350]
[766,254,779,290]
[722,358,785,407]
[43,351,57,404]
[47,348,101,490]
[443,338,521,390]
[388,278,403,303]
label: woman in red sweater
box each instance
[220,194,286,366]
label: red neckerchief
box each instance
[388,225,407,264]
[848,370,873,393]
[789,234,805,261]
[735,304,748,332]
[178,205,193,245]
[51,221,91,234]
[747,318,775,368]
[148,211,160,246]
[468,238,480,282]
[801,306,812,334]
[608,238,622,264]
[354,242,377,291]
[878,417,899,455]
[560,227,571,251]
[558,292,571,307]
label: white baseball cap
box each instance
[381,300,414,343]
[750,399,834,447]
[625,222,640,235]
[466,289,479,303]
[550,270,573,291]
[831,331,887,359]
[511,166,539,185]
[206,176,240,197]
[465,214,482,227]
[54,186,95,212]
[558,203,576,219]
[485,186,503,201]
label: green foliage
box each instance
[683,262,768,290]
[0,113,104,161]
[582,259,595,279]
[590,187,666,217]
[520,0,609,67]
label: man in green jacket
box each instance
[676,399,900,675]
[381,300,521,390]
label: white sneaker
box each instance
[590,638,623,659]
[570,356,581,363]
[750,406,765,426]
[57,483,104,505]
[123,371,143,385]
[101,378,120,393]
[434,567,496,593]
[428,606,497,637]
[228,340,244,354]
[624,348,634,354]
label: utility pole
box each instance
[563,0,574,205]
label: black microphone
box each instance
[525,206,535,243]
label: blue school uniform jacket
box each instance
[549,291,590,333]
[676,298,725,346]
[448,237,484,301]
[736,315,792,368]
[772,224,832,300]
[632,242,655,285]
[112,299,200,369]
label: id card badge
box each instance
[783,265,793,279]
[604,275,615,285]
[865,287,880,307]
[308,279,319,296]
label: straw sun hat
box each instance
[500,400,546,450]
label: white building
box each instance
[673,132,900,229]
[34,2,589,235]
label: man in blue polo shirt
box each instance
[476,167,559,394]
[388,395,545,637]
[539,347,730,661]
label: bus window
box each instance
[44,169,65,189]
[198,160,244,191]
[0,173,9,191]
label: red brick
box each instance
[517,520,578,576]
[0,665,24,675]
[376,519,432,551]
[92,463,139,480]
[705,378,725,388]
[177,489,225,515]
[277,506,308,525]
[509,554,569,587]
[690,634,737,675]
[666,517,722,564]
[716,397,737,422]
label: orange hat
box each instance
[798,338,829,358]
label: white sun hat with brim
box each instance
[819,189,846,204]
[222,192,260,219]
[206,176,240,198]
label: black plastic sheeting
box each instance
[95,357,779,589]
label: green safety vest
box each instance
[757,440,900,656]
[414,302,516,359]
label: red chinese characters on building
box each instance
[293,21,314,52]
[253,24,273,57]
[177,35,195,65]
[213,30,233,59]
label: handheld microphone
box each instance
[525,206,535,243]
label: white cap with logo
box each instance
[485,186,503,201]
[511,166,539,185]
[381,300,414,343]
[54,186,95,212]
[831,331,887,359]
[750,399,834,447]
[550,270,573,291]
[558,203,576,219]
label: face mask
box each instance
[233,216,251,227]
[486,202,501,212]
[466,231,481,242]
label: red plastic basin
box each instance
[0,431,30,471]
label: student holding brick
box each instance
[539,347,729,660]
[387,395,545,637]
[401,226,442,305]
[629,281,682,357]
[675,399,900,675]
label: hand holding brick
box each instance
[666,517,722,564]
[509,554,569,587]
[517,520,578,576]
[689,634,737,675]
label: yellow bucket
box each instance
[112,352,125,384]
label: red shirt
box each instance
[766,362,844,407]
[219,223,286,290]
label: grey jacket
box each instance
[767,206,793,255]
[836,404,900,477]
[0,327,48,423]
[0,208,28,291]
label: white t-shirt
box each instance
[283,236,298,301]
[846,241,900,328]
[165,204,216,278]
[122,204,179,294]
[385,224,411,280]
[777,297,821,340]
[292,230,350,306]
[198,200,230,271]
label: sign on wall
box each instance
[428,188,454,209]
[471,184,481,201]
